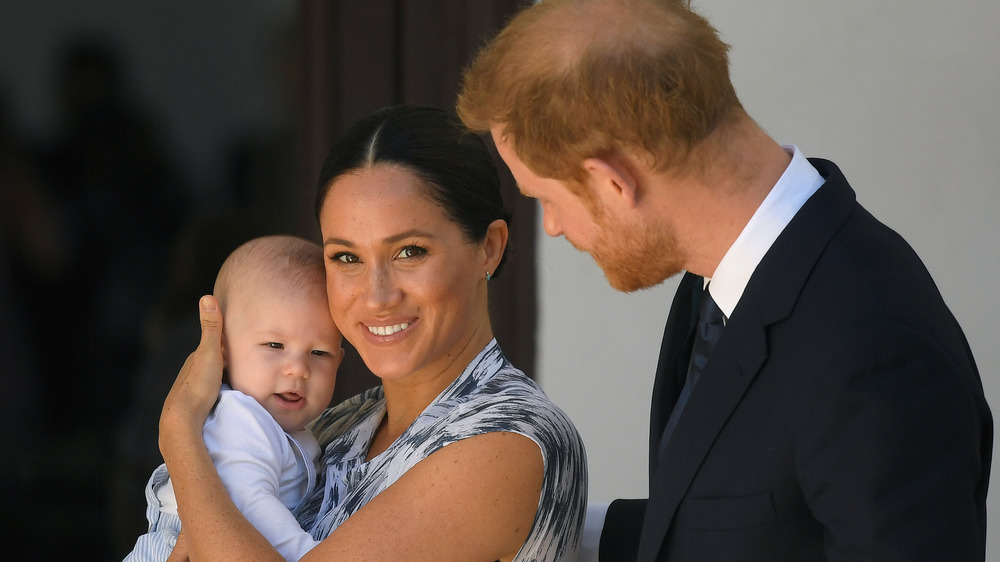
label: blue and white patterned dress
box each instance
[297,340,587,560]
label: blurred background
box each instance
[2,0,998,560]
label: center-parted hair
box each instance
[457,0,743,182]
[314,105,512,277]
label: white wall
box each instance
[534,0,1000,552]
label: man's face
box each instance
[490,126,598,248]
[491,127,683,292]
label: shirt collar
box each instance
[706,145,825,319]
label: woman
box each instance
[159,106,587,561]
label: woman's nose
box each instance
[366,264,402,308]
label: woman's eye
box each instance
[266,342,284,349]
[396,246,427,259]
[330,252,359,264]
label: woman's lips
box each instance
[362,319,416,344]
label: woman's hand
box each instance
[155,295,285,561]
[166,532,189,562]
[159,296,225,460]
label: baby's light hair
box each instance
[214,235,326,316]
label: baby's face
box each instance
[224,286,342,433]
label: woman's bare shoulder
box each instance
[303,431,542,562]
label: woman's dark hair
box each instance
[315,105,511,276]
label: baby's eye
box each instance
[266,342,284,349]
[311,349,330,357]
[396,245,427,259]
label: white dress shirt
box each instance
[581,146,825,561]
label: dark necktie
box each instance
[657,284,726,458]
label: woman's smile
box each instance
[366,321,412,336]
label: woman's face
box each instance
[318,164,494,386]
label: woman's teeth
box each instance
[368,322,410,336]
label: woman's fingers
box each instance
[178,295,225,407]
[196,295,223,362]
[166,532,189,562]
[160,296,225,452]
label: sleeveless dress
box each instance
[297,340,587,561]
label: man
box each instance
[457,0,991,560]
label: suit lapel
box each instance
[636,159,858,561]
[648,273,701,474]
[638,300,769,560]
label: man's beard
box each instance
[587,210,684,293]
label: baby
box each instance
[125,235,343,561]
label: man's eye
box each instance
[266,342,284,349]
[397,246,426,259]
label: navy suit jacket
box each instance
[600,159,992,561]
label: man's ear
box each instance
[583,156,639,209]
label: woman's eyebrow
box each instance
[323,236,352,247]
[384,229,435,244]
[323,229,436,248]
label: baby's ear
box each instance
[218,335,232,385]
[220,333,230,369]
